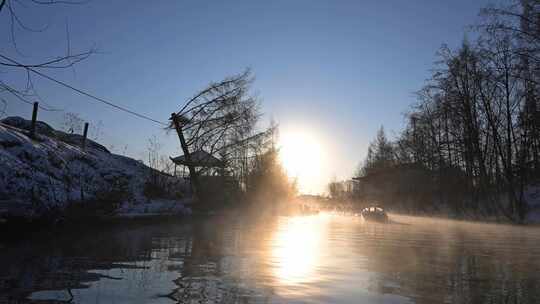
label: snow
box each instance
[0,116,191,219]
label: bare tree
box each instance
[0,0,94,111]
[168,69,262,197]
[356,1,540,222]
[61,112,84,134]
[0,99,7,118]
[89,120,104,141]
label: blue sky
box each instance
[1,0,492,193]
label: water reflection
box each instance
[1,214,540,303]
[271,216,324,285]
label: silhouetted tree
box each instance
[355,0,540,222]
[246,147,297,203]
[169,69,284,202]
[361,126,395,177]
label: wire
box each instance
[0,54,168,126]
[12,95,63,111]
[1,83,63,111]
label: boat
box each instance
[361,206,388,223]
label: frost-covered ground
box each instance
[0,116,191,220]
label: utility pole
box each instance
[170,113,200,200]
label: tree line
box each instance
[348,0,540,222]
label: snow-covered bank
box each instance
[0,116,191,220]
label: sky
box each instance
[0,0,493,194]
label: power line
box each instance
[1,85,63,111]
[0,54,168,126]
[12,96,63,111]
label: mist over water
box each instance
[1,213,540,304]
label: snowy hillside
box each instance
[0,117,191,220]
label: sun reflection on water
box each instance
[270,215,325,285]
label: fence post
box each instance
[82,122,89,150]
[29,102,39,138]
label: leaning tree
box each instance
[169,69,274,198]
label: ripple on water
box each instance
[1,213,540,303]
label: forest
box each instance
[339,1,540,223]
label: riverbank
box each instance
[319,196,540,225]
[0,210,205,242]
[0,116,192,222]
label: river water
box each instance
[1,213,540,304]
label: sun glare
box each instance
[279,131,324,193]
[271,216,323,285]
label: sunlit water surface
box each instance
[1,213,540,303]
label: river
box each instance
[1,213,539,303]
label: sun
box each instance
[279,130,323,193]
